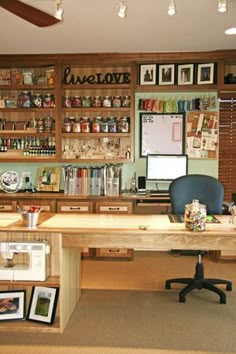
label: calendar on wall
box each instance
[185,111,218,159]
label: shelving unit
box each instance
[0,65,57,162]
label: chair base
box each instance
[165,260,232,304]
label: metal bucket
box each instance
[20,211,41,227]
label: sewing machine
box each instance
[0,241,50,281]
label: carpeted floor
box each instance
[1,251,236,354]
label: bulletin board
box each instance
[185,111,218,159]
[140,113,185,157]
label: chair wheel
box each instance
[165,282,171,289]
[220,298,226,304]
[226,284,232,291]
[179,296,186,303]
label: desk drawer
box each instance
[95,201,133,214]
[0,200,16,212]
[95,248,133,260]
[18,199,56,212]
[57,201,93,213]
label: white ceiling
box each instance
[0,0,236,55]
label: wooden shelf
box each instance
[0,316,60,333]
[0,276,60,287]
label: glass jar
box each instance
[44,116,53,132]
[82,96,92,108]
[102,96,112,108]
[18,91,32,108]
[63,96,72,108]
[92,96,102,108]
[101,118,109,133]
[32,93,42,108]
[122,95,131,107]
[36,117,44,133]
[184,199,206,232]
[112,96,122,108]
[80,117,91,132]
[72,119,81,133]
[91,117,102,133]
[63,119,72,133]
[71,96,82,108]
[108,117,117,133]
[118,117,130,133]
[43,93,55,108]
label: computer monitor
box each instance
[146,154,188,182]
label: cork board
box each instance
[185,111,218,159]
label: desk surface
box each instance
[0,213,235,251]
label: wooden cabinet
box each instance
[0,64,58,162]
[60,64,134,163]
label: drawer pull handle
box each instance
[70,207,81,210]
[108,207,120,211]
[109,249,120,253]
[0,206,5,209]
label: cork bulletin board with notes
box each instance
[185,111,218,159]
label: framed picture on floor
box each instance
[0,290,26,321]
[27,286,59,325]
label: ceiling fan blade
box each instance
[0,0,61,27]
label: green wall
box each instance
[0,91,219,192]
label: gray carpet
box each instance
[1,288,236,353]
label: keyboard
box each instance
[150,191,169,196]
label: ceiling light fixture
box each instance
[117,0,127,18]
[55,0,63,21]
[218,0,227,13]
[168,0,176,16]
[225,27,236,35]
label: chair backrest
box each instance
[169,174,224,215]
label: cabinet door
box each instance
[95,201,133,214]
[61,64,133,163]
[18,199,56,212]
[0,199,17,212]
[57,200,93,213]
[0,65,57,162]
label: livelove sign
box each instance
[63,66,131,85]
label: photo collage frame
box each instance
[139,63,216,86]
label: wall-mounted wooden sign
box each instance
[63,66,130,85]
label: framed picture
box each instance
[139,64,156,85]
[158,64,175,85]
[38,167,61,192]
[140,113,185,157]
[0,290,26,321]
[27,286,59,325]
[197,63,215,84]
[177,64,194,85]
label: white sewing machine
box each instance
[0,241,50,281]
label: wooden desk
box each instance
[0,213,235,333]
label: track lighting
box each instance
[218,0,227,13]
[55,0,63,21]
[117,0,127,18]
[168,0,176,16]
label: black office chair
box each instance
[165,174,232,304]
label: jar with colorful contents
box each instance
[63,96,72,108]
[80,117,91,133]
[44,116,53,132]
[101,118,109,133]
[82,96,92,108]
[118,117,130,133]
[63,118,72,133]
[92,96,102,108]
[102,96,112,108]
[71,96,82,108]
[91,117,102,133]
[122,95,131,108]
[184,199,206,232]
[108,117,117,133]
[18,91,32,108]
[43,93,55,108]
[112,96,122,108]
[32,94,43,108]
